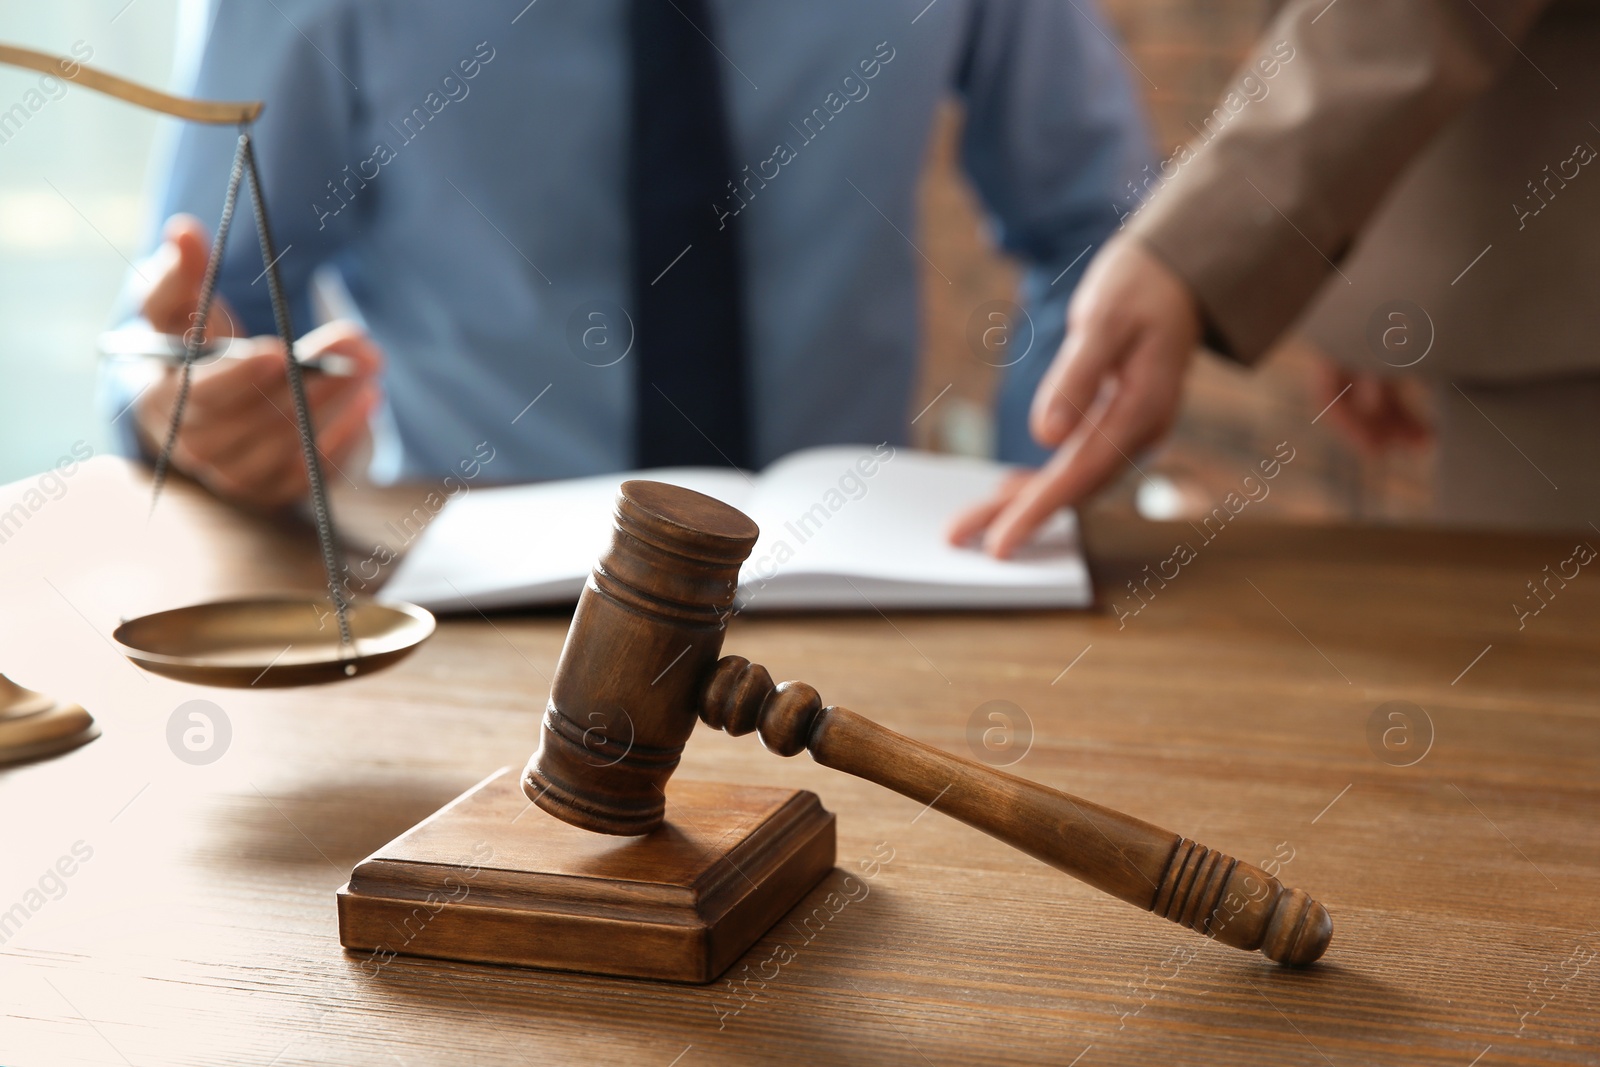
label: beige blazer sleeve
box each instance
[1125,0,1551,364]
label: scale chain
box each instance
[148,133,247,510]
[240,133,353,649]
[148,130,353,651]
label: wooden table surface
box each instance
[1,458,1596,1067]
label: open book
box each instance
[382,446,1091,612]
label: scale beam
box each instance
[1,40,433,689]
[0,42,262,124]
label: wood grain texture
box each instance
[337,769,835,983]
[0,458,1596,1066]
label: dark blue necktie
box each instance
[628,0,751,469]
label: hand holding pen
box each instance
[123,214,385,508]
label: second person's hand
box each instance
[948,236,1202,558]
[1310,355,1432,456]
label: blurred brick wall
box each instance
[912,0,1435,523]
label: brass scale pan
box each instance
[0,43,434,686]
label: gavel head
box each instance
[522,480,759,835]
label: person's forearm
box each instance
[1126,0,1549,363]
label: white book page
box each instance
[383,446,1090,612]
[735,446,1090,610]
[382,468,752,611]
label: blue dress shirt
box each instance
[119,0,1150,481]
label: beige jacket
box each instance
[1128,0,1597,383]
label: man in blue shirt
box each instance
[113,0,1149,506]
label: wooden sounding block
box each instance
[337,768,835,983]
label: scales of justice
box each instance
[2,46,1332,983]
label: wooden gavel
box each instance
[523,481,1332,966]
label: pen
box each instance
[96,328,357,377]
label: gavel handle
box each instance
[702,659,1332,966]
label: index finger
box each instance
[945,470,1034,546]
[1029,308,1129,450]
[984,348,1177,558]
[980,414,1125,559]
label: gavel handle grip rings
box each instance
[703,656,1333,966]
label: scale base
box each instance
[337,768,836,983]
[0,676,99,768]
